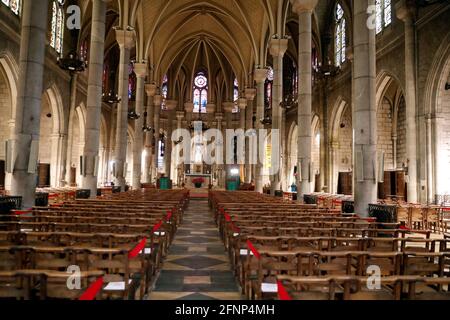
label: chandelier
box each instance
[280,93,298,110]
[102,90,121,104]
[143,125,154,133]
[313,62,341,82]
[57,50,87,74]
[128,110,140,120]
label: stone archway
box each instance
[39,85,65,187]
[0,55,17,190]
[329,98,351,194]
[66,104,86,187]
[428,44,450,198]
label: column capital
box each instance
[222,102,235,113]
[145,83,157,97]
[395,0,416,22]
[134,63,148,78]
[254,69,267,84]
[238,98,247,110]
[115,29,135,49]
[154,95,162,106]
[184,102,194,113]
[245,88,257,101]
[290,0,318,14]
[269,38,288,57]
[206,103,216,114]
[165,100,178,111]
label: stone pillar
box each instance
[175,110,185,186]
[107,104,117,182]
[165,100,177,179]
[237,98,247,180]
[329,141,339,194]
[11,0,49,208]
[223,102,235,184]
[113,29,135,190]
[206,103,216,128]
[153,95,162,178]
[396,1,418,203]
[245,88,256,183]
[50,133,66,187]
[132,63,147,190]
[144,83,156,183]
[352,0,378,216]
[254,69,267,193]
[80,0,108,196]
[291,0,318,201]
[269,38,288,195]
[215,113,224,188]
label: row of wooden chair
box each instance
[209,191,450,300]
[0,189,190,300]
[277,275,450,300]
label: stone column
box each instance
[50,133,66,187]
[11,0,49,208]
[165,100,177,179]
[215,113,224,188]
[107,104,117,182]
[245,88,256,183]
[237,98,247,180]
[269,38,288,195]
[329,141,339,194]
[80,0,108,196]
[113,29,135,190]
[223,102,235,184]
[291,0,318,201]
[352,0,378,216]
[131,63,147,189]
[254,69,267,193]
[396,1,418,203]
[183,102,194,175]
[175,111,185,186]
[153,95,162,178]
[206,103,216,128]
[144,83,156,183]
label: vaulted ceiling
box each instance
[78,0,334,102]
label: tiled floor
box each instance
[146,199,243,300]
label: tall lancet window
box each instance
[50,0,64,54]
[335,3,346,67]
[376,0,392,34]
[161,75,168,110]
[2,0,21,15]
[193,70,208,113]
[128,63,136,101]
[264,66,274,109]
[233,78,239,113]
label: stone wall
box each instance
[377,97,394,170]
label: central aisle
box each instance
[146,199,242,300]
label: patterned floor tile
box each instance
[147,199,241,300]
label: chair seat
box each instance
[104,279,132,291]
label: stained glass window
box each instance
[2,0,20,15]
[193,71,208,113]
[80,38,89,63]
[50,0,64,54]
[161,75,168,110]
[335,4,346,67]
[233,78,239,113]
[265,66,273,109]
[128,63,136,101]
[376,0,392,34]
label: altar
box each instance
[185,174,213,189]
